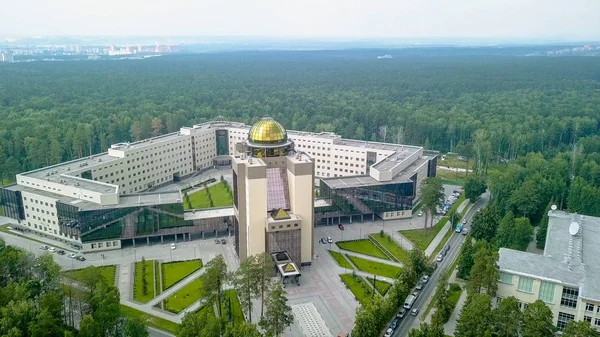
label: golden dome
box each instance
[248,117,288,145]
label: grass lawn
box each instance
[336,239,389,260]
[120,304,180,335]
[346,254,401,279]
[365,276,391,295]
[218,290,245,324]
[63,265,117,286]
[448,283,463,307]
[184,182,233,210]
[163,277,204,313]
[133,259,155,303]
[340,274,376,306]
[161,259,203,290]
[370,234,410,264]
[401,195,466,251]
[328,250,353,269]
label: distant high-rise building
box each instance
[1,51,14,63]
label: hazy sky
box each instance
[3,0,600,40]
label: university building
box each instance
[1,117,436,265]
[497,210,600,332]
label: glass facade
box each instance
[1,187,25,220]
[216,129,229,156]
[57,202,193,243]
[320,179,415,215]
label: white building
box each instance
[1,118,436,254]
[497,210,600,332]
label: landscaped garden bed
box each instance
[133,259,155,303]
[163,277,204,313]
[346,254,401,279]
[161,259,203,290]
[335,239,390,260]
[369,233,410,264]
[328,250,353,269]
[340,274,375,306]
[63,265,117,285]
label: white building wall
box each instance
[497,273,600,331]
[21,191,62,238]
[245,172,268,257]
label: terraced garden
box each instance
[163,277,204,313]
[346,254,401,279]
[365,276,392,295]
[369,233,410,264]
[339,274,376,306]
[63,265,117,286]
[161,259,203,290]
[328,250,353,269]
[336,239,389,260]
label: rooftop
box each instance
[321,157,428,189]
[498,210,600,302]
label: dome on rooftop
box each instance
[248,117,287,145]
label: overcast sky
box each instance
[2,0,600,40]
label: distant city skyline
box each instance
[2,0,600,41]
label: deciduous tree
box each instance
[562,320,597,337]
[419,177,445,229]
[200,255,229,317]
[259,282,294,337]
[464,175,487,202]
[522,300,556,337]
[492,296,523,337]
[454,293,492,337]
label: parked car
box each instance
[397,308,407,319]
[421,275,430,283]
[39,245,49,250]
[436,254,444,262]
[48,247,56,253]
[462,219,467,225]
[327,237,333,243]
[444,244,451,252]
[411,308,419,316]
[170,243,176,250]
[76,256,86,261]
[477,208,481,212]
[56,250,65,255]
[67,253,77,258]
[412,291,420,299]
[441,249,447,257]
[462,229,469,236]
[390,318,399,329]
[415,283,424,290]
[215,239,220,244]
[384,328,393,337]
[221,239,226,244]
[417,210,423,217]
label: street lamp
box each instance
[134,249,137,262]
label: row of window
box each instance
[499,272,600,313]
[25,206,55,216]
[89,240,119,249]
[269,223,299,230]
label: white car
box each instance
[417,210,423,217]
[384,328,393,337]
[436,254,444,262]
[411,308,419,316]
[327,237,333,243]
[67,253,77,258]
[421,275,430,283]
[48,247,56,252]
[170,243,176,250]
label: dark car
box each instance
[76,256,86,261]
[444,244,450,252]
[390,318,399,329]
[215,239,220,244]
[56,250,65,255]
[221,239,226,244]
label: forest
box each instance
[0,49,599,217]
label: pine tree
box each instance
[259,282,294,337]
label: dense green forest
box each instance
[1,50,600,218]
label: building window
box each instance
[557,312,574,331]
[560,287,579,309]
[518,277,533,293]
[596,318,600,327]
[498,272,513,284]
[586,303,595,312]
[539,281,555,303]
[584,316,592,323]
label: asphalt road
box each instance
[392,193,490,337]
